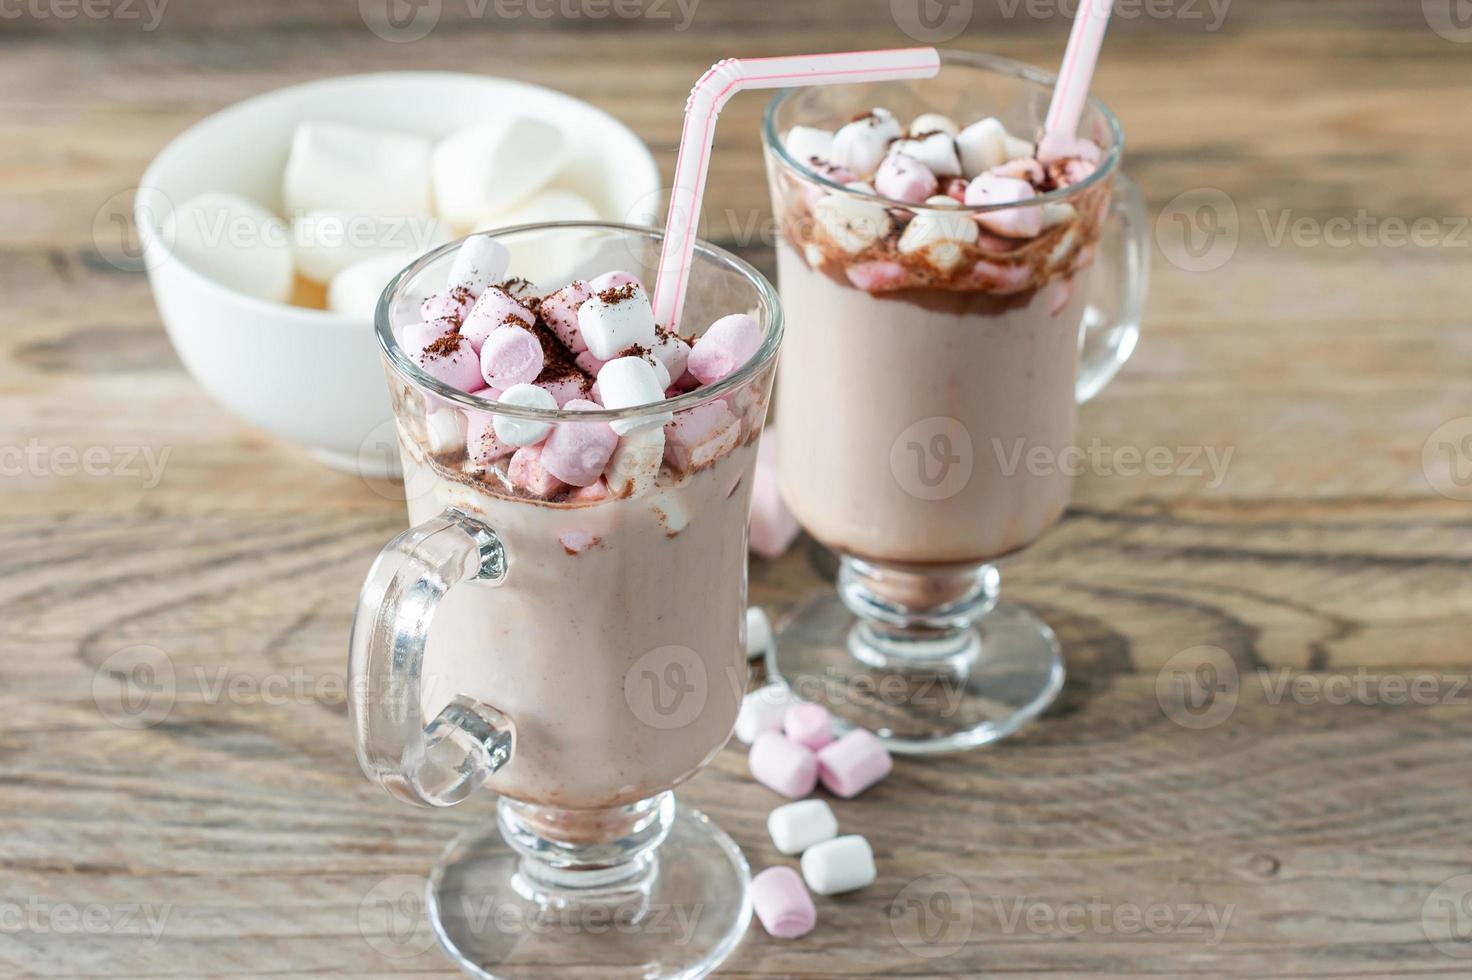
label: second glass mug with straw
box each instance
[348,223,781,979]
[760,50,1149,753]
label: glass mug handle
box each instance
[348,507,515,808]
[1076,172,1150,403]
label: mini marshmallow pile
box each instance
[783,108,1103,292]
[403,235,765,517]
[163,116,599,318]
[735,682,894,940]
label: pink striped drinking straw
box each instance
[650,48,941,332]
[1041,0,1116,150]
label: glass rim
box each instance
[374,220,785,423]
[761,48,1125,213]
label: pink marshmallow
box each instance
[663,401,740,472]
[420,286,476,323]
[989,156,1045,184]
[688,313,762,385]
[540,280,591,353]
[558,528,601,554]
[940,176,969,203]
[480,325,545,389]
[749,435,799,559]
[874,153,937,204]
[461,285,534,350]
[801,161,856,207]
[968,259,1033,294]
[1054,156,1099,187]
[537,375,592,408]
[413,333,485,393]
[465,413,515,467]
[784,703,833,751]
[541,399,618,487]
[400,317,458,355]
[965,174,1043,239]
[507,444,566,497]
[1046,278,1072,315]
[844,260,909,293]
[751,866,816,939]
[570,478,609,502]
[1036,132,1102,165]
[574,350,608,377]
[749,731,818,799]
[816,729,892,799]
[588,270,643,295]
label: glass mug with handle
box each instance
[348,223,781,979]
[761,50,1148,753]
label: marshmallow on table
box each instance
[291,210,449,284]
[491,382,557,446]
[874,152,937,204]
[432,117,567,228]
[801,835,876,896]
[745,606,774,662]
[475,189,598,231]
[413,334,485,393]
[508,444,566,497]
[783,126,835,166]
[830,107,902,175]
[420,285,477,323]
[816,729,892,798]
[814,183,892,254]
[956,117,1009,177]
[541,399,618,487]
[909,112,959,137]
[767,799,838,856]
[750,430,801,559]
[541,280,591,352]
[461,285,536,350]
[688,313,761,385]
[283,121,432,217]
[447,235,510,297]
[784,703,834,751]
[578,282,657,360]
[163,192,293,303]
[597,357,671,435]
[965,174,1043,238]
[327,252,418,320]
[751,867,817,939]
[663,401,740,471]
[749,731,818,799]
[602,426,663,497]
[889,132,961,177]
[735,685,801,744]
[898,196,981,272]
[480,326,544,389]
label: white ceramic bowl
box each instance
[137,72,660,475]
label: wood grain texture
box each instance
[4,0,1472,975]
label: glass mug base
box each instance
[427,795,751,980]
[769,560,1064,754]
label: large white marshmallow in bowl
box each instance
[283,120,433,217]
[162,192,293,303]
[136,72,660,476]
[432,117,568,229]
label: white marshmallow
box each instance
[829,108,901,175]
[768,799,839,856]
[898,196,979,271]
[432,117,567,228]
[604,427,664,497]
[784,126,835,165]
[1004,134,1036,161]
[651,331,692,384]
[649,491,689,534]
[448,235,510,296]
[889,132,961,177]
[578,283,657,360]
[909,112,959,137]
[801,835,876,896]
[956,117,1009,177]
[327,252,416,320]
[474,189,599,232]
[163,192,292,303]
[734,685,801,744]
[292,210,449,284]
[283,121,432,217]
[1042,202,1078,229]
[813,183,892,255]
[597,357,670,434]
[491,383,557,447]
[745,606,774,661]
[425,408,467,455]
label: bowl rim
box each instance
[134,70,661,332]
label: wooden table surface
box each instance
[5,1,1472,976]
